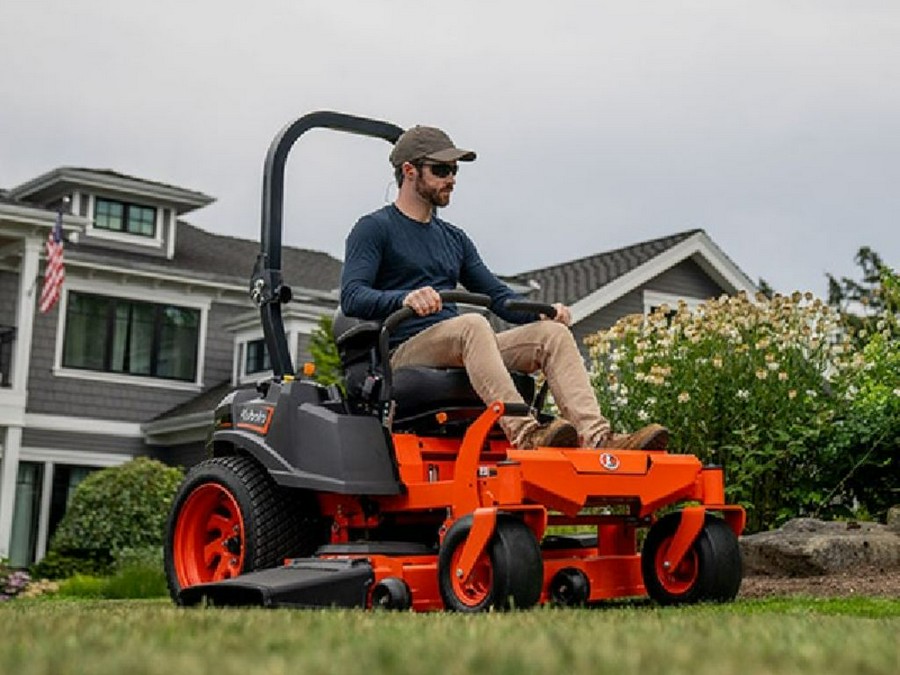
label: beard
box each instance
[414,174,452,207]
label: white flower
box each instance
[893,388,900,397]
[678,391,691,403]
[736,389,750,400]
[637,409,650,421]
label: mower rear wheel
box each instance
[641,513,742,605]
[438,515,543,612]
[164,455,327,603]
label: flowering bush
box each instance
[587,291,856,532]
[817,266,899,521]
[1,558,31,601]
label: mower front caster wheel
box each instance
[641,512,743,605]
[438,515,543,612]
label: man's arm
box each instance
[458,233,572,326]
[340,217,407,319]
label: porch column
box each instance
[12,237,41,394]
[0,425,23,558]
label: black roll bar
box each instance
[251,111,404,377]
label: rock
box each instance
[740,517,900,576]
[887,506,900,534]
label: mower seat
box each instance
[332,310,535,427]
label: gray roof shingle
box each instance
[505,229,702,305]
[68,221,343,294]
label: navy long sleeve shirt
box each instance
[340,204,538,346]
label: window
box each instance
[63,292,200,381]
[245,338,271,375]
[94,197,157,237]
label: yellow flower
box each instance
[678,392,691,403]
[755,369,768,380]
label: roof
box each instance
[506,229,703,306]
[67,220,343,294]
[7,167,215,214]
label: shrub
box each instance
[43,458,182,576]
[586,291,856,532]
[29,549,113,580]
[56,575,107,599]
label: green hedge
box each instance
[32,458,182,579]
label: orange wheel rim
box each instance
[173,483,245,588]
[450,545,493,607]
[654,537,699,595]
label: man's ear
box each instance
[403,162,418,180]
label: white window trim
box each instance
[52,278,210,390]
[85,194,166,248]
[643,290,706,315]
[232,317,317,386]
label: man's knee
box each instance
[535,320,575,343]
[452,312,493,335]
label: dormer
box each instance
[6,168,214,260]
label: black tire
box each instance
[164,455,327,603]
[438,515,543,612]
[641,513,743,605]
[549,568,590,606]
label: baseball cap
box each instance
[389,125,477,167]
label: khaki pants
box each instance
[390,314,610,446]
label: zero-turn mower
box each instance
[163,111,745,611]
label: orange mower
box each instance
[163,112,746,611]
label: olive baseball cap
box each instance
[389,125,477,167]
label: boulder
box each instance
[740,517,900,576]
[887,506,900,534]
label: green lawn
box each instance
[2,598,898,675]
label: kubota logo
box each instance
[599,452,620,471]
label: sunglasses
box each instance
[418,162,459,178]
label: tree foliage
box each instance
[309,314,343,388]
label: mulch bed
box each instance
[739,566,900,599]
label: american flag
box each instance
[39,209,65,313]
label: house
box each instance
[0,168,341,567]
[0,167,756,568]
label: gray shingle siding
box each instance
[203,302,242,386]
[22,428,145,456]
[0,271,17,327]
[148,442,206,470]
[24,300,238,422]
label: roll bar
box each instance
[250,111,404,377]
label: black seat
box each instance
[332,309,535,430]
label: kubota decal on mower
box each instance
[163,112,745,612]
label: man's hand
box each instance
[403,286,443,316]
[542,302,572,326]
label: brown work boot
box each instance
[603,424,669,450]
[518,418,579,449]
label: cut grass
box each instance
[1,598,898,675]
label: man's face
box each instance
[412,162,458,208]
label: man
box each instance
[340,125,667,450]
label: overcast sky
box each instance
[2,1,897,296]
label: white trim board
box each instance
[18,446,134,467]
[24,413,144,438]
